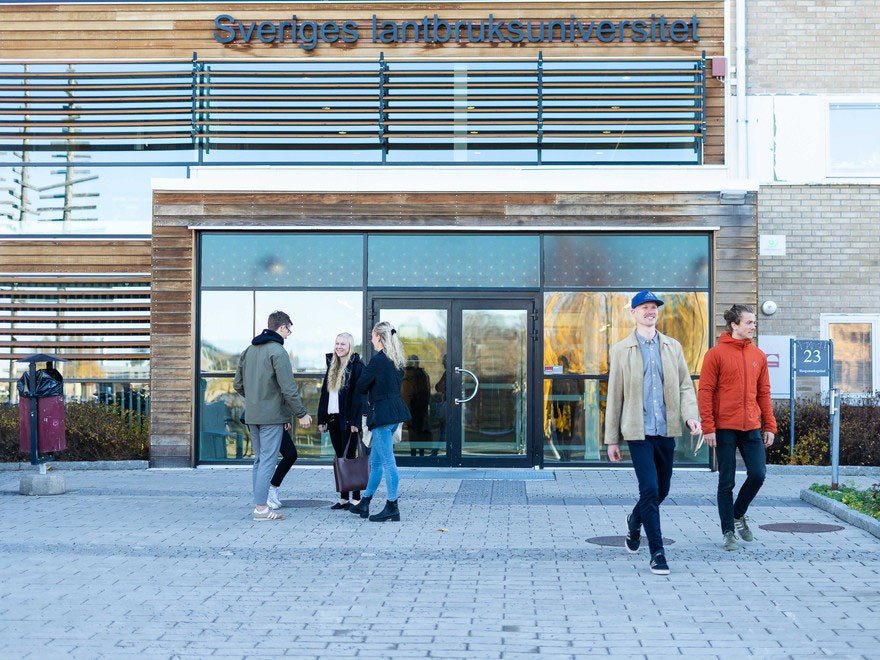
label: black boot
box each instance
[369,499,400,522]
[349,495,372,518]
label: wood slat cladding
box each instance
[149,225,195,467]
[1,2,723,60]
[0,238,151,362]
[0,239,151,274]
[150,188,755,466]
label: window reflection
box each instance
[199,376,328,461]
[254,291,363,372]
[378,308,448,458]
[200,291,255,372]
[543,378,708,465]
[544,291,708,375]
[829,323,873,393]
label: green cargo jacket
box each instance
[603,329,699,444]
[233,332,308,425]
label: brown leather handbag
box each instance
[333,433,370,493]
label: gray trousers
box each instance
[249,424,283,507]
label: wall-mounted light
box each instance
[761,300,778,316]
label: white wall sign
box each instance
[759,234,786,256]
[759,335,793,398]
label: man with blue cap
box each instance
[604,290,701,575]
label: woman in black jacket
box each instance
[349,321,411,522]
[317,332,364,509]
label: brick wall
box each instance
[747,0,880,94]
[758,185,880,393]
[758,185,880,336]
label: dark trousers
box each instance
[328,414,361,501]
[269,429,297,488]
[628,436,675,555]
[716,429,766,534]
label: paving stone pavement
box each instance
[1,466,878,660]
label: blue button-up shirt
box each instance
[636,331,667,436]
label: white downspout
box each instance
[736,0,748,178]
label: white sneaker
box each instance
[267,487,282,510]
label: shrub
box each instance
[810,482,880,520]
[768,395,880,466]
[0,401,149,462]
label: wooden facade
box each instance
[0,238,151,361]
[151,190,756,467]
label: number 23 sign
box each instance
[793,340,832,376]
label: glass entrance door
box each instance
[371,296,536,467]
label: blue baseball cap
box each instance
[631,290,664,309]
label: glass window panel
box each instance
[254,291,363,373]
[378,308,448,459]
[461,309,529,457]
[829,103,880,176]
[0,164,183,235]
[199,375,327,461]
[544,235,710,288]
[544,291,709,375]
[368,235,539,288]
[829,323,873,393]
[201,233,363,288]
[544,378,601,462]
[200,291,256,373]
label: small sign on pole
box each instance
[789,339,835,474]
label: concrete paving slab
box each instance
[0,467,878,659]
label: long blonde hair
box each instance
[326,332,355,392]
[372,321,405,370]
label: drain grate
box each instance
[587,535,675,547]
[759,522,844,533]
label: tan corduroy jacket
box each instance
[604,330,699,444]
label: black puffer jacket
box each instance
[358,350,412,429]
[317,352,364,432]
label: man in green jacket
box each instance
[234,310,312,521]
[604,290,700,575]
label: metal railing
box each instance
[1,53,707,166]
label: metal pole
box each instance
[789,338,796,456]
[28,362,39,465]
[830,388,840,490]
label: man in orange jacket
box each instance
[698,304,777,551]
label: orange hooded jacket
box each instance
[698,332,777,435]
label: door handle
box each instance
[454,367,480,405]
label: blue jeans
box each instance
[364,423,400,501]
[716,429,766,534]
[627,436,675,555]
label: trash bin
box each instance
[18,367,67,455]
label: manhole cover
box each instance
[587,536,675,547]
[282,500,331,508]
[759,523,844,533]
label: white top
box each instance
[328,391,340,415]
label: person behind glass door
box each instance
[349,321,411,522]
[402,354,432,456]
[604,290,701,575]
[317,332,364,510]
[698,304,776,552]
[233,310,312,522]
